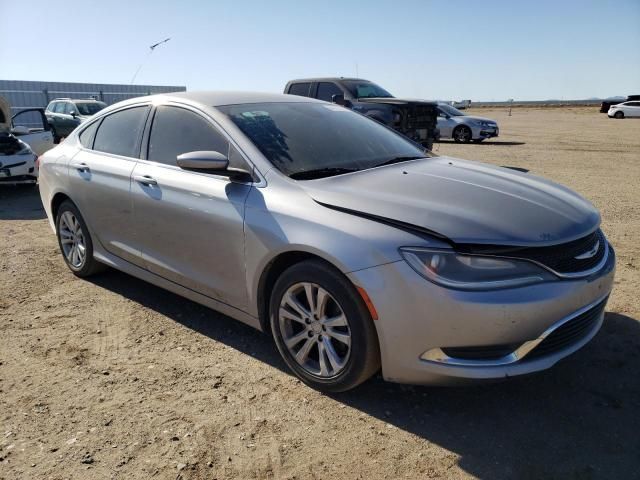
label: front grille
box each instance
[466,229,607,276]
[513,229,606,274]
[526,298,607,359]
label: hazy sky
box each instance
[1,0,639,100]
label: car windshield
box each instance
[219,102,431,179]
[341,81,393,99]
[74,102,107,116]
[439,104,465,116]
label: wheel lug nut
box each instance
[308,331,313,337]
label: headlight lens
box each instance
[400,247,555,290]
[16,140,34,155]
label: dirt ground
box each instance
[1,106,639,480]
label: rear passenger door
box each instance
[67,105,150,266]
[130,104,251,310]
[626,102,640,117]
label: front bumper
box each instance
[348,244,615,385]
[0,154,38,183]
[474,125,499,139]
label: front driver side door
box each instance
[436,108,455,138]
[131,104,251,311]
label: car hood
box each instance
[357,97,437,106]
[301,157,600,246]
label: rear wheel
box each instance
[270,260,380,392]
[50,126,60,143]
[453,125,472,143]
[614,111,624,119]
[56,200,104,277]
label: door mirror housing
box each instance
[177,150,229,171]
[11,126,30,136]
[332,94,353,109]
[69,111,78,118]
[176,150,253,181]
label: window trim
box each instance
[314,81,344,102]
[287,82,312,97]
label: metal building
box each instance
[0,79,186,126]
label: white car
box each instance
[1,96,53,184]
[608,101,640,119]
[436,103,499,143]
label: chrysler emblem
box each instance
[575,241,600,260]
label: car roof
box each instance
[287,77,371,83]
[123,91,326,107]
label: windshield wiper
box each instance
[374,155,426,168]
[289,167,358,180]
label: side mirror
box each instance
[177,150,229,171]
[70,111,78,118]
[332,94,353,109]
[11,126,30,136]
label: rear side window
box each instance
[93,106,149,158]
[147,106,229,166]
[316,82,343,102]
[288,83,311,97]
[47,102,56,112]
[79,120,101,148]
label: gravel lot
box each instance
[1,106,639,480]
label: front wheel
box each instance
[56,200,105,277]
[614,111,624,119]
[270,260,380,392]
[453,125,472,143]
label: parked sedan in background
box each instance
[608,101,640,119]
[45,98,107,142]
[39,92,614,391]
[436,103,499,143]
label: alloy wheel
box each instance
[59,211,86,268]
[278,282,352,378]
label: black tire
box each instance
[269,259,380,392]
[50,126,60,144]
[453,125,472,143]
[56,200,105,277]
[614,111,624,119]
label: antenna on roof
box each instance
[130,37,172,85]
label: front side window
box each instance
[219,102,429,178]
[147,106,229,166]
[287,83,311,97]
[93,106,149,158]
[341,81,393,99]
[63,103,74,115]
[438,105,465,117]
[316,82,343,102]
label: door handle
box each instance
[71,162,90,172]
[133,175,158,186]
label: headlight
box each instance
[16,140,34,155]
[399,247,555,290]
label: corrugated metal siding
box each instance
[0,80,186,126]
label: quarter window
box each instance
[93,106,149,158]
[147,106,229,166]
[79,120,101,148]
[316,82,343,102]
[288,83,311,97]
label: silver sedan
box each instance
[38,92,615,391]
[437,103,499,143]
